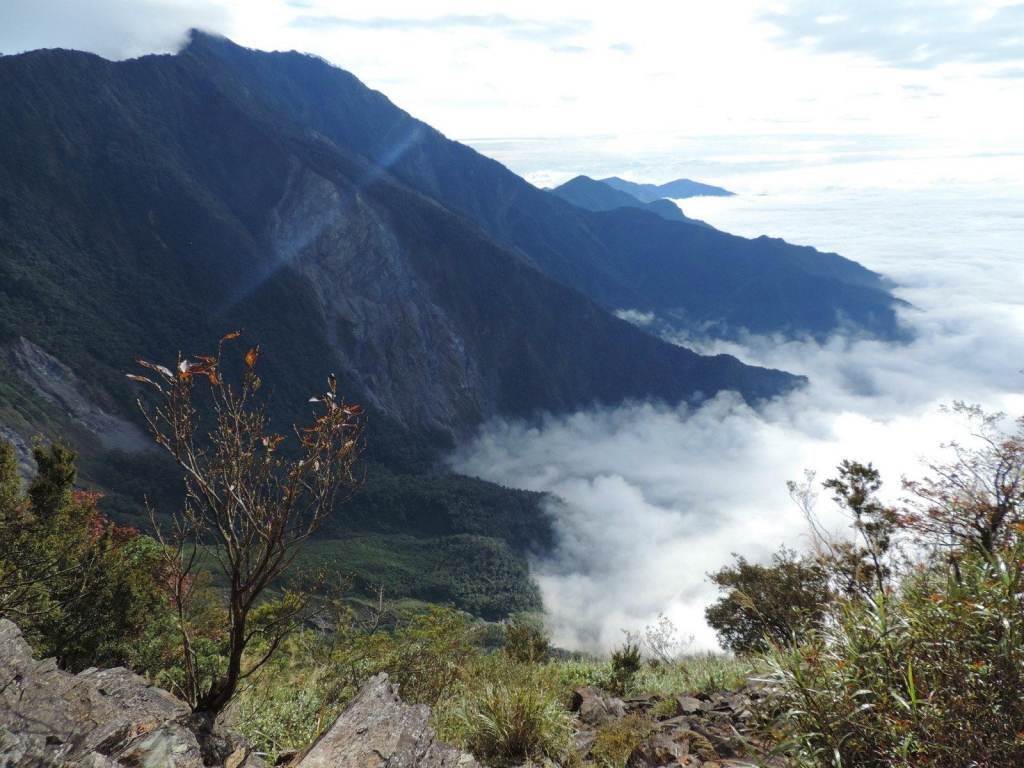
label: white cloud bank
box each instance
[451,183,1024,652]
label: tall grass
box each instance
[763,543,1024,767]
[556,652,763,697]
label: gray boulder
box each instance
[0,619,261,768]
[570,687,628,727]
[296,673,479,768]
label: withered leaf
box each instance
[125,373,160,389]
[246,347,259,369]
[136,359,174,378]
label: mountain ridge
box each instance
[173,33,905,343]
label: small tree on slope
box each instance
[130,333,364,716]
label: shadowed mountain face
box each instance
[601,176,736,201]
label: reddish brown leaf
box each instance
[246,347,259,369]
[220,329,244,342]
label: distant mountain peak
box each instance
[600,176,735,202]
[549,175,715,228]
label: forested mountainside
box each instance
[0,32,898,616]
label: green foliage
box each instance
[756,441,1024,767]
[556,652,760,700]
[705,547,830,654]
[503,615,551,664]
[608,643,643,695]
[0,440,181,673]
[823,460,901,598]
[385,606,482,705]
[237,604,484,761]
[590,713,653,768]
[765,539,1024,767]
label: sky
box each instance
[4,1,1024,650]
[2,1,1024,189]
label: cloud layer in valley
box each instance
[451,184,1024,652]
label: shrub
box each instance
[609,643,642,695]
[624,613,692,666]
[503,615,551,664]
[132,337,364,715]
[387,606,481,705]
[705,547,830,654]
[0,440,180,673]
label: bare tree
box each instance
[902,402,1024,556]
[129,333,364,715]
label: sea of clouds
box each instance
[451,182,1024,652]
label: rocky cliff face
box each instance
[268,164,494,432]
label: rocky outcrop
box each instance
[573,683,787,768]
[0,620,477,768]
[296,673,479,768]
[6,338,152,454]
[0,619,263,768]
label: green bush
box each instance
[608,643,642,695]
[0,440,183,673]
[503,616,551,664]
[705,547,830,654]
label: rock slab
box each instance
[296,673,479,768]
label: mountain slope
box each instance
[172,33,904,341]
[601,176,736,201]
